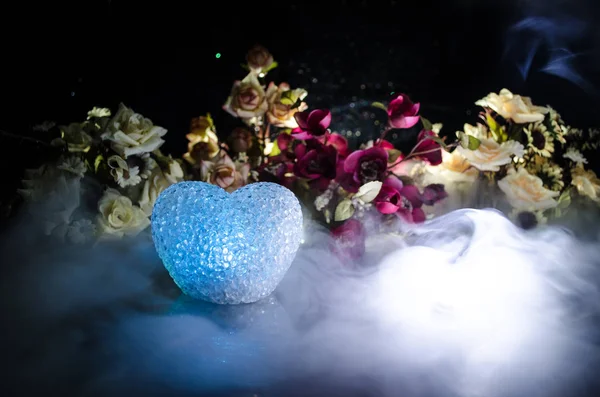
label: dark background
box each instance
[2,0,600,211]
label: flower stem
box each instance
[388,141,457,169]
[377,126,392,145]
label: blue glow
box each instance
[151,181,303,304]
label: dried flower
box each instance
[223,73,269,120]
[265,82,308,128]
[246,45,275,75]
[228,128,253,153]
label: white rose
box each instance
[475,89,549,124]
[98,188,150,237]
[498,167,560,211]
[139,169,171,216]
[455,138,524,172]
[102,103,167,158]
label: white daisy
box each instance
[108,155,142,187]
[563,148,588,165]
[66,219,97,244]
[57,156,86,178]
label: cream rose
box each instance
[102,104,167,158]
[571,167,600,202]
[223,73,269,120]
[426,149,479,184]
[98,188,150,237]
[498,167,559,211]
[265,82,308,128]
[462,123,489,139]
[455,138,524,172]
[475,89,549,124]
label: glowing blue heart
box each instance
[151,181,303,304]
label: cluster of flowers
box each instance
[182,45,450,257]
[20,105,184,243]
[19,46,600,256]
[410,88,600,227]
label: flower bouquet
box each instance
[15,45,600,256]
[181,45,451,258]
[413,88,600,228]
[19,105,184,243]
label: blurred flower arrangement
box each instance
[417,88,600,227]
[16,46,600,255]
[19,105,184,243]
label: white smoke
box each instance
[2,202,600,396]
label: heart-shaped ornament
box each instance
[152,181,303,304]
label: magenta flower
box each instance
[374,185,402,214]
[293,140,338,190]
[276,162,296,189]
[277,133,294,152]
[374,177,427,223]
[326,133,349,158]
[292,109,332,139]
[339,147,389,192]
[421,183,447,205]
[331,219,366,260]
[387,93,420,129]
[413,130,442,165]
[377,139,395,150]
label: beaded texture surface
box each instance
[152,181,303,304]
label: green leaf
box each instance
[458,132,481,150]
[94,154,104,173]
[421,117,433,131]
[280,90,296,105]
[485,113,508,142]
[387,149,403,164]
[264,61,278,74]
[427,135,449,150]
[267,141,281,157]
[372,102,388,111]
[334,199,355,222]
[354,181,383,204]
[553,208,562,218]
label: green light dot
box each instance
[215,53,221,59]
